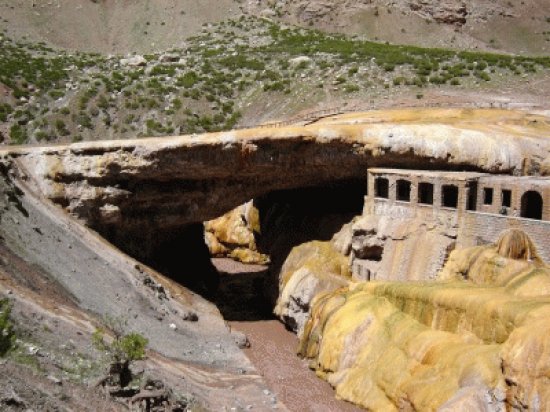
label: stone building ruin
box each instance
[350,168,550,282]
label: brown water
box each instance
[212,258,362,412]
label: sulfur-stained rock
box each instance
[299,284,507,411]
[350,211,457,282]
[501,318,550,410]
[286,229,550,410]
[331,220,354,256]
[274,240,350,336]
[439,229,550,297]
[204,201,269,264]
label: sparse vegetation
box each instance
[0,15,549,144]
[92,317,148,388]
[0,298,16,356]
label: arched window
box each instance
[520,191,543,220]
[375,177,389,199]
[396,179,411,202]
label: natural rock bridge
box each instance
[1,108,550,410]
[3,108,549,263]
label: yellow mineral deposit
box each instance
[204,201,269,264]
[283,229,550,410]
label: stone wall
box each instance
[459,212,550,262]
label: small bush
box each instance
[93,324,148,388]
[334,76,346,85]
[9,124,27,144]
[348,65,359,76]
[176,72,199,88]
[0,298,15,356]
[0,103,13,122]
[55,119,66,131]
[344,84,360,93]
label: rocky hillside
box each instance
[1,15,550,145]
[3,0,550,55]
[248,0,550,56]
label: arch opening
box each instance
[126,179,367,321]
[520,190,543,220]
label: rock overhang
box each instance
[1,108,549,259]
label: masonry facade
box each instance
[352,168,550,282]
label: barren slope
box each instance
[2,0,550,55]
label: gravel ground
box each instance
[213,258,362,412]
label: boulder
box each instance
[288,56,312,67]
[120,55,147,67]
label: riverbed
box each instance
[212,258,362,412]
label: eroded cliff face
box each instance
[278,225,550,410]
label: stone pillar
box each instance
[433,179,442,211]
[543,188,550,221]
[457,182,466,212]
[410,176,419,204]
[388,175,397,203]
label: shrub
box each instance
[172,98,182,110]
[344,84,360,93]
[97,95,110,110]
[176,72,199,88]
[334,76,346,85]
[54,119,69,136]
[393,76,406,86]
[92,325,148,388]
[76,113,93,129]
[9,124,27,144]
[48,89,64,99]
[35,130,49,141]
[296,60,310,70]
[0,298,15,356]
[0,103,13,122]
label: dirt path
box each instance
[213,258,362,412]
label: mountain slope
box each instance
[2,0,550,55]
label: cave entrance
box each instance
[520,190,543,220]
[140,179,367,322]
